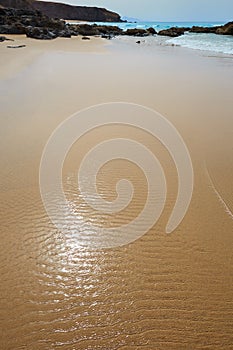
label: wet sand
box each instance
[0,35,233,349]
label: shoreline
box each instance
[0,32,232,81]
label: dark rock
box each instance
[158,27,190,37]
[0,34,12,40]
[147,27,157,35]
[82,36,90,40]
[0,22,26,34]
[136,40,141,44]
[95,25,123,36]
[124,28,149,37]
[0,7,70,39]
[190,26,218,34]
[26,26,57,39]
[216,22,233,36]
[74,24,99,36]
[124,27,156,37]
[101,34,112,39]
[58,29,71,38]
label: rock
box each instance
[158,27,189,37]
[0,22,26,34]
[216,22,233,36]
[7,44,26,47]
[82,36,90,40]
[26,26,57,39]
[136,40,141,44]
[101,34,112,39]
[0,35,12,41]
[74,24,99,36]
[58,29,71,38]
[147,27,157,35]
[190,26,218,34]
[124,28,149,37]
[95,25,123,36]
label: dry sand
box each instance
[0,35,233,349]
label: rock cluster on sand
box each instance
[0,6,232,40]
[0,8,158,39]
[0,7,68,38]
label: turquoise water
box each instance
[87,21,225,31]
[83,21,233,55]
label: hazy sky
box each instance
[44,0,233,21]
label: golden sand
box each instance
[0,35,232,349]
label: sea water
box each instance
[83,21,233,55]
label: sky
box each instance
[43,0,233,22]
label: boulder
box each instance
[147,27,157,35]
[25,26,58,39]
[124,28,150,37]
[158,27,189,37]
[95,25,123,36]
[216,22,233,36]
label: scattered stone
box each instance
[101,34,112,39]
[7,44,26,48]
[0,35,13,41]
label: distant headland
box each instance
[0,0,124,22]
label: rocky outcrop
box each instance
[123,27,157,37]
[158,22,233,37]
[0,7,68,37]
[67,24,123,37]
[158,27,189,37]
[190,22,233,36]
[0,8,122,39]
[215,22,233,35]
[0,6,232,41]
[33,1,123,22]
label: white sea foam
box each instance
[70,20,233,56]
[167,33,233,55]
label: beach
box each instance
[0,35,233,349]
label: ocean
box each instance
[84,21,233,55]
